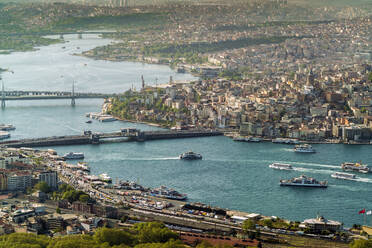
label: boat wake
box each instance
[293,167,335,175]
[123,157,180,161]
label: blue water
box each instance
[0,35,371,227]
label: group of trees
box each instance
[0,223,230,248]
[51,183,91,203]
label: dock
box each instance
[0,129,223,148]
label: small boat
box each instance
[294,144,316,153]
[269,163,293,170]
[0,124,16,131]
[280,175,328,188]
[179,151,202,160]
[341,162,369,174]
[0,131,10,140]
[99,173,112,183]
[63,152,84,160]
[77,162,90,172]
[86,120,92,124]
[331,172,357,180]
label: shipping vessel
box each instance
[280,175,328,188]
[341,162,369,174]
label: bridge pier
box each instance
[1,81,5,109]
[1,99,4,109]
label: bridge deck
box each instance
[0,130,223,148]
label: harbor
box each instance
[1,34,372,228]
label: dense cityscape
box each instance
[1,0,372,247]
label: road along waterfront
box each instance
[1,34,371,227]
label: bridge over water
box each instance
[0,129,224,148]
[1,82,119,108]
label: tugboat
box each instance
[294,144,316,153]
[63,152,84,160]
[331,172,357,180]
[341,162,369,174]
[280,175,328,188]
[150,186,187,201]
[179,151,202,160]
[269,163,293,170]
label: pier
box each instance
[0,129,223,148]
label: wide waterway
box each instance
[1,34,371,227]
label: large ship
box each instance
[341,162,369,174]
[294,144,316,153]
[0,131,10,140]
[331,172,357,180]
[269,163,293,170]
[179,151,202,160]
[150,186,187,201]
[62,152,84,160]
[0,124,15,131]
[280,175,328,188]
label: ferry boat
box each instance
[331,172,357,180]
[250,137,262,142]
[280,175,328,188]
[0,131,10,140]
[272,138,299,144]
[179,151,202,160]
[150,186,187,201]
[62,152,84,160]
[341,162,369,174]
[233,136,262,142]
[269,163,293,170]
[99,173,112,183]
[0,124,15,131]
[294,144,316,153]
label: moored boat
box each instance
[150,186,187,201]
[294,144,316,153]
[179,151,202,160]
[99,173,112,183]
[341,162,369,174]
[280,175,328,188]
[63,152,84,160]
[0,131,10,140]
[269,163,293,170]
[331,172,357,180]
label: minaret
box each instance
[141,75,145,90]
[71,81,76,107]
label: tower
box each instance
[1,79,5,109]
[307,68,314,85]
[71,81,76,107]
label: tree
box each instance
[56,207,61,214]
[350,239,372,248]
[242,219,256,232]
[368,72,372,82]
[131,222,179,244]
[79,194,90,203]
[94,227,135,247]
[34,182,51,193]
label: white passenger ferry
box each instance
[294,144,316,153]
[341,162,369,174]
[269,163,293,170]
[331,172,357,180]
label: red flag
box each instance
[359,208,366,214]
